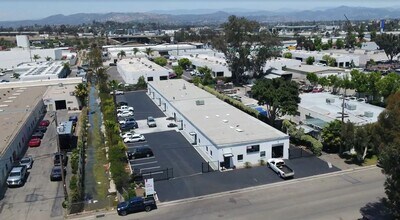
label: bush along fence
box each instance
[67,107,88,213]
[282,119,323,156]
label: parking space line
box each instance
[132,161,158,166]
[142,171,164,176]
[129,156,155,162]
[140,166,161,171]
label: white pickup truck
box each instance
[117,105,134,112]
[267,158,294,179]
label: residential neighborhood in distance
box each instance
[0,1,399,220]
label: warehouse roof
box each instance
[149,79,288,147]
[0,86,47,156]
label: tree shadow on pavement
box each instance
[359,198,394,220]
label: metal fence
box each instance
[139,168,174,182]
[289,146,314,159]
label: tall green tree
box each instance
[117,50,126,59]
[335,39,344,49]
[377,72,400,100]
[136,75,147,89]
[133,48,139,57]
[215,15,281,84]
[178,58,192,69]
[321,120,342,153]
[375,92,400,218]
[153,57,167,66]
[252,78,300,126]
[306,56,315,65]
[145,47,153,56]
[350,69,368,95]
[33,54,40,62]
[374,34,400,61]
[366,71,382,103]
[306,72,318,86]
[172,66,183,78]
[74,83,89,107]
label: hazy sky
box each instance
[1,0,400,21]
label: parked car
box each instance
[117,197,157,216]
[119,117,136,125]
[117,110,134,118]
[120,131,135,139]
[117,101,128,107]
[1,79,10,83]
[19,156,34,169]
[28,138,41,147]
[69,115,78,126]
[117,105,134,112]
[147,116,156,127]
[50,166,66,181]
[300,85,314,93]
[267,158,294,179]
[53,153,68,166]
[127,147,154,160]
[110,90,124,95]
[124,134,145,143]
[39,120,50,127]
[120,122,138,131]
[35,126,47,133]
[32,131,44,139]
[167,123,177,128]
[7,166,27,187]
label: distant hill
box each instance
[0,6,399,27]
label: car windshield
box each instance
[10,171,21,177]
[52,168,61,173]
[21,158,31,163]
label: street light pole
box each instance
[54,111,69,201]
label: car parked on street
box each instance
[120,122,139,131]
[117,196,157,216]
[117,110,134,118]
[110,90,124,95]
[19,156,34,169]
[39,120,50,127]
[119,117,136,125]
[127,147,154,160]
[120,131,135,139]
[147,116,156,127]
[50,166,66,181]
[53,153,68,166]
[69,115,78,126]
[117,105,134,112]
[28,138,41,147]
[7,166,27,187]
[123,134,145,143]
[35,126,47,133]
[117,101,128,107]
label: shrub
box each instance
[259,159,266,166]
[70,148,79,174]
[306,56,315,65]
[283,52,292,59]
[300,135,323,156]
[153,57,167,67]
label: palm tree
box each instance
[117,50,126,60]
[104,120,120,145]
[45,56,52,61]
[33,54,40,62]
[108,80,119,91]
[144,48,153,57]
[133,48,139,57]
[74,83,89,107]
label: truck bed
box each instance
[280,165,294,174]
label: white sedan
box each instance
[123,134,145,143]
[110,90,124,95]
[117,111,133,117]
[120,132,134,139]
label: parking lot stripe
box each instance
[140,166,161,171]
[132,161,158,166]
[129,156,155,162]
[142,171,164,176]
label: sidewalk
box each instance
[319,153,360,170]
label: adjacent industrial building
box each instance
[286,50,360,68]
[0,86,47,190]
[117,58,170,84]
[147,79,289,169]
[178,54,232,77]
[286,92,385,131]
[13,61,68,81]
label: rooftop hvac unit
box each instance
[196,100,205,105]
[326,98,335,104]
[364,111,374,118]
[346,103,357,110]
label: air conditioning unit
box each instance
[326,98,335,104]
[196,100,205,105]
[364,111,374,118]
[346,103,357,110]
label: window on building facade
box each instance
[237,154,243,161]
[210,150,212,156]
[260,151,266,157]
[272,145,284,158]
[246,145,260,153]
[206,146,208,151]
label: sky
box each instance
[1,0,400,21]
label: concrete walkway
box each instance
[319,153,360,170]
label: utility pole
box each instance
[54,111,68,201]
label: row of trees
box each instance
[306,70,400,105]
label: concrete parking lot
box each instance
[0,111,72,220]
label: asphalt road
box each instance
[86,167,386,220]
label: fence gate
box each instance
[140,168,173,182]
[201,161,219,173]
[289,146,314,159]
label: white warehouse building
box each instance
[179,54,232,78]
[147,79,289,169]
[117,58,170,84]
[287,50,360,68]
[14,61,68,81]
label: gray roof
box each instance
[149,80,288,147]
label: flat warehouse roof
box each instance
[149,80,288,147]
[0,86,47,156]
